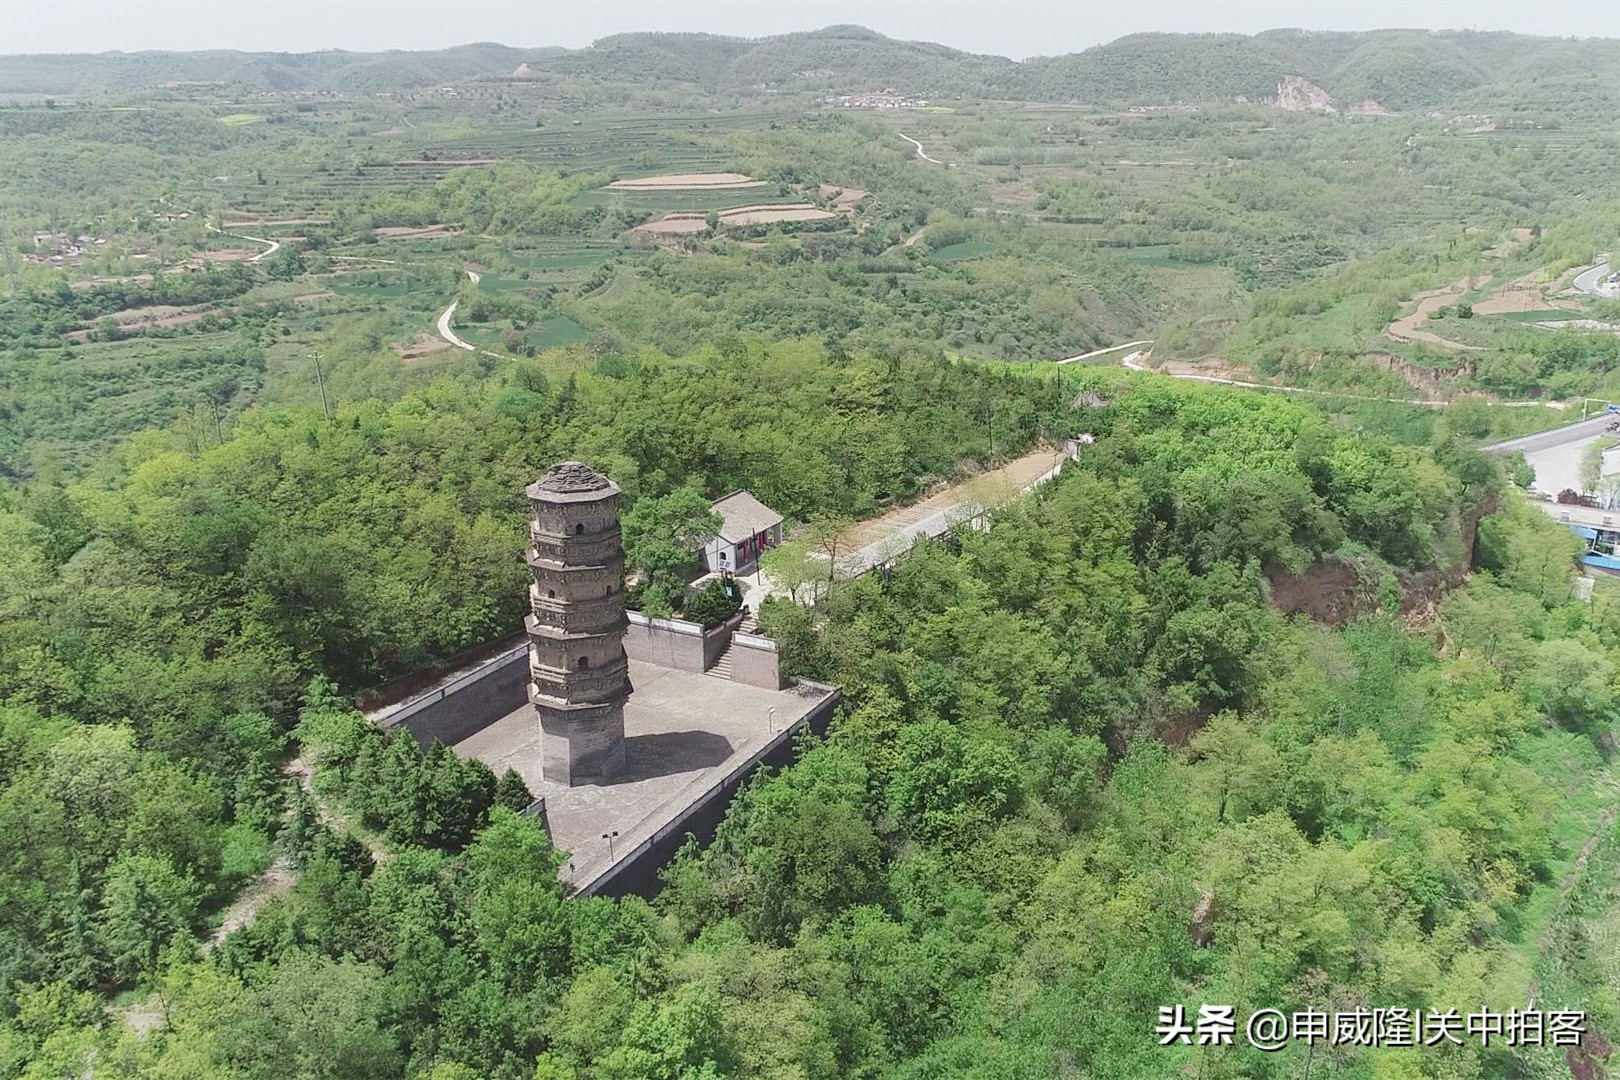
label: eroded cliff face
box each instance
[1272,74,1338,113]
[1267,495,1502,625]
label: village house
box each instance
[702,490,784,574]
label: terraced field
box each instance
[928,240,994,263]
[575,186,801,212]
[458,316,588,351]
[329,275,414,299]
[480,239,626,290]
[190,112,792,221]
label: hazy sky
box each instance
[15,0,1620,59]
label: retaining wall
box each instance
[623,609,743,672]
[729,632,784,689]
[372,623,829,905]
[623,612,705,670]
[376,642,528,746]
[579,681,841,899]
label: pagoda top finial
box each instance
[526,461,620,502]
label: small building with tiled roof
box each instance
[702,490,784,574]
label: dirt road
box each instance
[1120,348,1451,405]
[841,448,1067,555]
[1384,281,1483,352]
[1117,347,1560,408]
[206,856,295,949]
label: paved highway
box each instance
[1574,261,1618,298]
[1483,413,1617,456]
[1484,413,1619,496]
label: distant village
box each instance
[827,89,931,109]
[28,231,113,267]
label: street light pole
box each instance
[602,830,618,861]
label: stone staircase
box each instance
[704,609,758,681]
[706,649,734,680]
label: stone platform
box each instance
[454,659,835,894]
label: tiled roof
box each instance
[710,489,783,543]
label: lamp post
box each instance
[602,830,618,860]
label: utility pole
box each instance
[310,350,331,420]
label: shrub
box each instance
[683,578,742,628]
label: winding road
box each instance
[243,232,280,263]
[1574,261,1618,299]
[898,132,943,165]
[436,300,476,351]
[206,222,280,263]
[1384,285,1482,352]
[1106,343,1552,408]
[434,272,507,356]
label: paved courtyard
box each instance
[454,660,833,892]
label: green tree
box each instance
[93,853,198,984]
[1581,437,1607,495]
[600,982,740,1080]
[888,720,1022,842]
[266,246,308,280]
[238,952,401,1080]
[495,767,535,814]
[622,488,721,611]
[1520,638,1616,731]
[461,809,570,992]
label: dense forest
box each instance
[4,18,1620,1080]
[8,340,1604,1078]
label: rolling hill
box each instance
[4,25,1620,111]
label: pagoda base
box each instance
[534,698,627,785]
